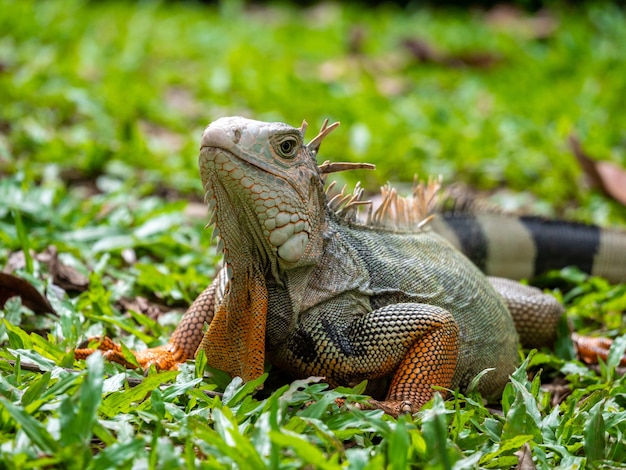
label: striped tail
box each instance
[430,213,626,284]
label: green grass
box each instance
[1,0,626,468]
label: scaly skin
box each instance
[76,117,625,416]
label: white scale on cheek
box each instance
[275,212,292,227]
[277,232,309,263]
[269,223,295,246]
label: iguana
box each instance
[76,117,626,416]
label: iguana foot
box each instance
[74,281,219,370]
[75,336,186,370]
[341,398,413,417]
[571,333,626,366]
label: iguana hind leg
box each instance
[488,276,626,366]
[75,275,221,370]
[488,277,563,348]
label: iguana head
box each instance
[199,116,334,275]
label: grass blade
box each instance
[584,401,606,465]
[0,397,59,454]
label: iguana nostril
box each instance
[201,126,234,150]
[233,128,241,144]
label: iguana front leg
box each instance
[75,274,221,370]
[370,306,460,415]
[271,302,460,417]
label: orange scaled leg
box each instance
[369,312,460,416]
[572,333,626,367]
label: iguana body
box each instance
[77,117,626,415]
[263,218,520,405]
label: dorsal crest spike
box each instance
[318,161,376,174]
[325,176,442,230]
[299,120,308,136]
[326,180,372,223]
[367,175,443,231]
[307,119,340,155]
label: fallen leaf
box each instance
[165,87,202,118]
[46,246,90,292]
[184,201,209,220]
[569,134,626,205]
[4,250,31,273]
[402,38,440,63]
[4,246,89,294]
[139,120,185,154]
[541,377,572,406]
[486,5,558,40]
[515,443,537,470]
[0,272,56,314]
[402,37,501,69]
[58,167,102,195]
[118,296,169,321]
[595,160,626,205]
[348,26,366,55]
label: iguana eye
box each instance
[276,138,298,159]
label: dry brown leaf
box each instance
[486,5,558,40]
[402,37,501,69]
[184,201,208,220]
[3,250,31,273]
[0,272,56,314]
[541,377,572,406]
[515,443,537,470]
[348,26,366,55]
[595,160,626,205]
[4,246,89,294]
[118,296,169,321]
[46,246,90,292]
[569,134,626,206]
[139,120,185,154]
[165,87,202,118]
[402,38,440,63]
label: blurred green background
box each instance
[1,0,626,224]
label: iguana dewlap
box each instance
[76,117,626,416]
